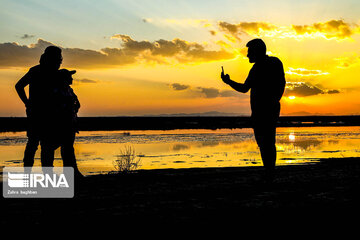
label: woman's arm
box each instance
[15,72,31,107]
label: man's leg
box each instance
[253,125,277,171]
[40,141,55,168]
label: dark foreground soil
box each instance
[2,158,360,228]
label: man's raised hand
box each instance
[221,66,230,84]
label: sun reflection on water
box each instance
[1,126,360,175]
[289,132,296,142]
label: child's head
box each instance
[58,69,76,85]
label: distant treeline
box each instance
[1,116,360,132]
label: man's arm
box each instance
[221,72,251,93]
[277,75,286,102]
[275,60,286,101]
[15,72,31,107]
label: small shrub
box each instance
[113,145,142,173]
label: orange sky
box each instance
[1,1,360,116]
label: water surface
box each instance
[1,126,360,175]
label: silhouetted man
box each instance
[15,46,63,171]
[221,39,286,177]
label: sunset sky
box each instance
[1,0,360,116]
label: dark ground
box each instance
[2,157,360,228]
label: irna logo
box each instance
[3,167,74,198]
[7,172,69,188]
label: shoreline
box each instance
[1,115,360,132]
[2,157,360,226]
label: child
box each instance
[54,69,80,132]
[45,69,83,177]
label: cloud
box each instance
[111,35,236,64]
[238,22,276,34]
[286,67,329,77]
[327,89,340,94]
[111,34,153,53]
[73,78,98,84]
[20,34,35,39]
[216,19,358,42]
[292,20,355,40]
[334,53,360,68]
[218,90,240,98]
[196,87,221,98]
[218,22,239,34]
[168,83,243,99]
[217,21,276,41]
[112,35,234,62]
[195,87,241,98]
[285,82,340,97]
[217,22,240,41]
[285,82,323,96]
[154,38,200,57]
[145,18,359,43]
[0,39,134,68]
[218,21,275,35]
[209,30,217,36]
[0,39,50,67]
[0,36,235,69]
[166,72,338,99]
[169,83,190,91]
[215,40,232,49]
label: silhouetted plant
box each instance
[113,145,141,173]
